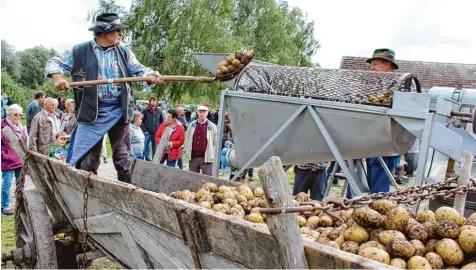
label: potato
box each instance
[306,216,320,229]
[358,241,386,252]
[426,239,439,253]
[407,224,429,241]
[436,220,460,238]
[344,226,369,244]
[435,238,465,265]
[407,256,432,269]
[390,258,407,269]
[346,218,358,228]
[410,239,426,256]
[300,226,311,235]
[341,241,359,254]
[417,209,437,224]
[318,227,334,239]
[316,238,340,249]
[338,209,354,222]
[319,215,333,227]
[406,218,420,231]
[246,213,264,223]
[335,235,345,246]
[370,199,396,215]
[435,206,465,226]
[328,224,347,240]
[460,225,476,232]
[423,221,437,238]
[308,230,320,239]
[458,229,476,253]
[466,213,476,226]
[352,207,384,228]
[425,252,445,269]
[461,262,476,269]
[387,239,416,259]
[378,230,406,245]
[358,247,390,264]
[369,228,384,241]
[297,216,307,227]
[384,207,410,232]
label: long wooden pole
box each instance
[68,75,216,87]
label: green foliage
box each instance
[16,46,57,89]
[92,0,320,104]
[1,72,31,109]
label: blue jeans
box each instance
[143,133,157,160]
[160,153,177,167]
[2,168,21,209]
[131,153,144,160]
[177,154,184,169]
[292,167,327,201]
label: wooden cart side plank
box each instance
[304,243,397,269]
[259,156,309,269]
[195,208,283,269]
[72,211,190,269]
[26,156,65,222]
[131,159,239,194]
[48,160,184,237]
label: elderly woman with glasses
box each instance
[130,111,145,160]
[1,104,28,215]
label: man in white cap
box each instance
[184,105,217,176]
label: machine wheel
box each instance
[14,189,58,269]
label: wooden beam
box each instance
[258,156,309,269]
[454,151,473,215]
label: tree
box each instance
[16,46,57,89]
[91,0,320,104]
[1,72,31,109]
[1,40,20,80]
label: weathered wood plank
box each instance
[131,159,239,194]
[454,151,473,215]
[304,241,398,269]
[259,156,309,269]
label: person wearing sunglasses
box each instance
[1,104,28,215]
[45,13,165,183]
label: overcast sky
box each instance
[1,0,475,69]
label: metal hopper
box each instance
[192,53,473,198]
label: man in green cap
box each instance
[366,48,399,72]
[365,48,401,194]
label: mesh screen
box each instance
[233,64,421,107]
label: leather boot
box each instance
[117,172,132,184]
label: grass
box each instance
[1,214,15,269]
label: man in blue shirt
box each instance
[45,13,164,183]
[26,91,45,132]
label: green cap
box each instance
[366,48,398,70]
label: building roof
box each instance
[340,56,476,90]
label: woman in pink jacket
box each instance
[1,104,28,215]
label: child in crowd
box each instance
[49,131,70,162]
[220,141,232,173]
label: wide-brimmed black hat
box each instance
[88,13,126,32]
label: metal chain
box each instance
[78,172,93,269]
[259,176,476,214]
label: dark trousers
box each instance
[292,167,327,201]
[77,119,132,175]
[189,157,212,176]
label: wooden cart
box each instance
[8,151,393,269]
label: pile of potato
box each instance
[294,193,476,269]
[169,182,269,223]
[216,50,254,76]
[170,185,476,269]
[367,88,395,105]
